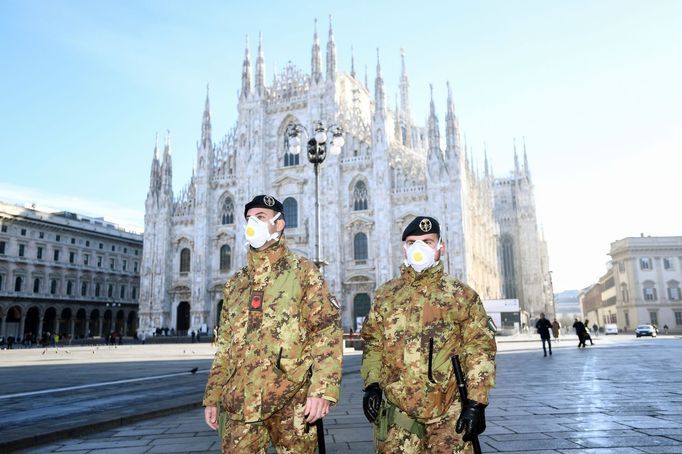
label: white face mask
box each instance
[245,212,281,248]
[404,239,441,272]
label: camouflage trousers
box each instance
[218,386,318,453]
[375,401,473,454]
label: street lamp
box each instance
[284,121,345,268]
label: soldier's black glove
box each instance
[456,399,487,441]
[362,383,382,423]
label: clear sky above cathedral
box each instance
[1,0,680,292]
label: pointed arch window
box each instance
[180,248,191,273]
[354,233,368,261]
[283,197,298,228]
[353,181,369,211]
[221,198,235,225]
[220,245,232,272]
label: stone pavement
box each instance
[13,336,682,453]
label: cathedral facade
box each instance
[138,21,550,335]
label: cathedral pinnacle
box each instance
[446,81,455,116]
[311,18,322,84]
[374,48,385,112]
[394,93,402,142]
[163,130,172,160]
[427,83,441,154]
[201,84,212,150]
[399,48,412,145]
[153,132,160,162]
[255,32,265,95]
[241,34,251,99]
[149,133,161,194]
[326,15,337,81]
[350,45,356,78]
[445,81,459,159]
[161,130,173,195]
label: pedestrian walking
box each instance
[361,216,496,453]
[592,323,599,337]
[573,318,587,348]
[535,313,553,356]
[203,195,343,453]
[552,318,561,342]
[583,319,594,345]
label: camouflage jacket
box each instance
[360,262,496,422]
[203,239,343,422]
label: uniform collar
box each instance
[399,260,444,284]
[247,237,288,273]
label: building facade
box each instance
[0,202,142,341]
[493,147,553,321]
[607,236,682,333]
[554,289,581,329]
[138,22,549,334]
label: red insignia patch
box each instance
[250,291,263,311]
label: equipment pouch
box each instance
[375,402,391,442]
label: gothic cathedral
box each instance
[138,20,551,335]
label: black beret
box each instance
[402,216,441,241]
[244,195,284,219]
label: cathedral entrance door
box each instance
[177,301,190,336]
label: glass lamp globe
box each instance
[314,130,328,144]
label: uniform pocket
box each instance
[220,368,241,416]
[430,338,455,385]
[261,355,311,419]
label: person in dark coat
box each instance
[573,318,587,348]
[583,319,594,345]
[535,313,553,356]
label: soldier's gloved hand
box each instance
[362,383,382,423]
[456,399,487,440]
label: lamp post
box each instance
[284,121,344,269]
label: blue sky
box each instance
[1,0,681,292]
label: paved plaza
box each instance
[5,335,682,453]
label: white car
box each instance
[635,324,657,338]
[604,324,619,335]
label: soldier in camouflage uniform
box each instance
[204,195,343,453]
[361,216,496,454]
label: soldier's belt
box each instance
[376,400,426,440]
